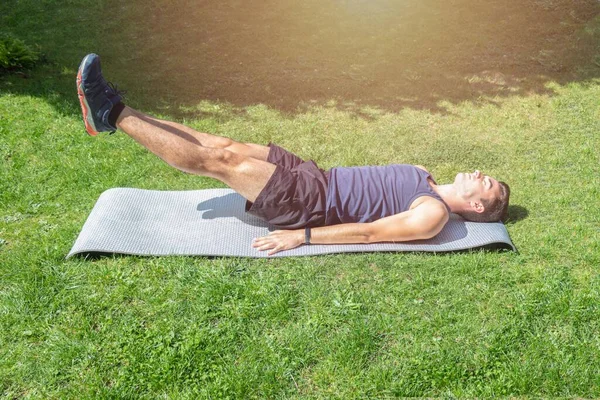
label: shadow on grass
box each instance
[1,0,600,118]
[505,205,529,225]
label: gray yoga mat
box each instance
[67,188,516,258]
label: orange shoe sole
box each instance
[76,55,99,136]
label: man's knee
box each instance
[200,148,244,174]
[214,136,234,149]
[168,147,238,176]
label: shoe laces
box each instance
[106,81,127,98]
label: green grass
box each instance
[1,0,600,397]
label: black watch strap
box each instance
[304,227,311,245]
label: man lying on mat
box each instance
[76,54,510,255]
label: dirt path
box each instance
[108,0,600,113]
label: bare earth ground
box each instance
[103,0,600,114]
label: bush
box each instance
[0,34,40,71]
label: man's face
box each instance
[454,170,502,204]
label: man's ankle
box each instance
[108,102,126,129]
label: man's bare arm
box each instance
[308,200,448,244]
[252,198,449,255]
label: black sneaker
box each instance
[76,53,124,136]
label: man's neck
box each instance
[430,183,464,214]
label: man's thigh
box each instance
[205,150,277,203]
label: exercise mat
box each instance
[67,188,516,258]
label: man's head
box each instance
[453,170,510,222]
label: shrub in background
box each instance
[0,34,40,72]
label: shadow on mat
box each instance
[196,192,272,228]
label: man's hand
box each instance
[252,229,304,256]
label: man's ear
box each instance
[469,201,485,214]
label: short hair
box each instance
[458,181,510,222]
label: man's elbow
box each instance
[363,224,383,243]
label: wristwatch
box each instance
[304,227,311,245]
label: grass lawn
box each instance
[1,0,600,397]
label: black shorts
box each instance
[245,144,329,229]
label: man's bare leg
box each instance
[125,108,270,161]
[116,106,275,202]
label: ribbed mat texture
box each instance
[68,188,516,258]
